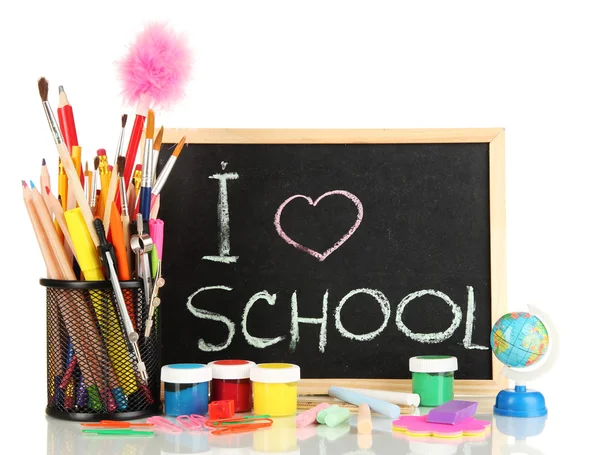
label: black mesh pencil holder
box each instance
[41,279,161,421]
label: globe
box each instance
[490,312,549,368]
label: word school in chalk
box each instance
[185,165,489,353]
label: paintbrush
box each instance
[37,77,99,246]
[103,114,128,231]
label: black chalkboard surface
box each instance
[156,129,507,395]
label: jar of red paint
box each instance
[208,360,256,413]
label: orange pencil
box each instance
[96,149,110,221]
[109,200,136,331]
[58,159,68,211]
[109,201,130,281]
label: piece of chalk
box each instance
[329,386,401,419]
[317,405,341,424]
[357,403,372,434]
[343,387,420,407]
[296,402,330,428]
[324,408,350,427]
[426,400,478,425]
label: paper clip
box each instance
[177,414,208,431]
[206,416,273,435]
[146,416,183,434]
[211,422,272,435]
[81,420,154,429]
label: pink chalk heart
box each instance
[274,190,364,262]
[392,415,491,439]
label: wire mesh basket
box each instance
[41,279,161,421]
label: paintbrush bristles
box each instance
[117,156,126,176]
[38,77,49,102]
[153,126,164,150]
[122,114,128,128]
[94,156,99,170]
[146,109,154,139]
[172,136,186,157]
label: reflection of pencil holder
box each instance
[41,279,161,421]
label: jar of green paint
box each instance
[409,356,458,407]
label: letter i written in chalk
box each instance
[203,168,239,264]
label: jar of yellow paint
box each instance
[250,363,301,417]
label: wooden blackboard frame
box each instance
[161,128,508,396]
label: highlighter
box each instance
[64,207,138,395]
[64,208,104,280]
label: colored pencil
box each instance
[58,158,67,211]
[29,182,74,280]
[122,100,149,191]
[45,186,77,263]
[95,149,110,222]
[57,85,80,167]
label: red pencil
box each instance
[57,86,82,185]
[122,101,149,191]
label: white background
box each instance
[1,1,598,453]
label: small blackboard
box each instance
[157,129,507,395]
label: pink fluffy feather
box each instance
[117,22,192,107]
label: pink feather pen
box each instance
[116,22,192,199]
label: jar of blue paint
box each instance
[161,363,212,416]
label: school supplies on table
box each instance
[206,416,274,435]
[146,416,183,434]
[103,115,128,231]
[392,415,491,439]
[81,420,154,429]
[57,85,79,159]
[410,356,458,407]
[329,386,402,419]
[94,218,147,383]
[341,387,420,407]
[82,429,154,437]
[357,403,372,434]
[317,405,350,428]
[161,364,212,416]
[296,398,415,415]
[209,400,235,420]
[176,414,208,431]
[117,21,192,191]
[138,109,154,221]
[207,359,255,413]
[296,402,330,428]
[426,400,478,424]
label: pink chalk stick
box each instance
[296,402,330,428]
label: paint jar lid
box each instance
[409,356,458,373]
[208,360,256,379]
[161,363,212,384]
[250,363,301,383]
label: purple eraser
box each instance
[426,400,478,425]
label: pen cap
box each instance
[64,208,104,280]
[148,219,164,260]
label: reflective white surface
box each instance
[41,397,564,454]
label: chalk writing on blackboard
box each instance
[274,190,364,261]
[186,285,488,353]
[202,169,239,264]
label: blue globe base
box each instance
[493,385,548,417]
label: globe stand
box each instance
[494,385,547,417]
[492,305,558,418]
